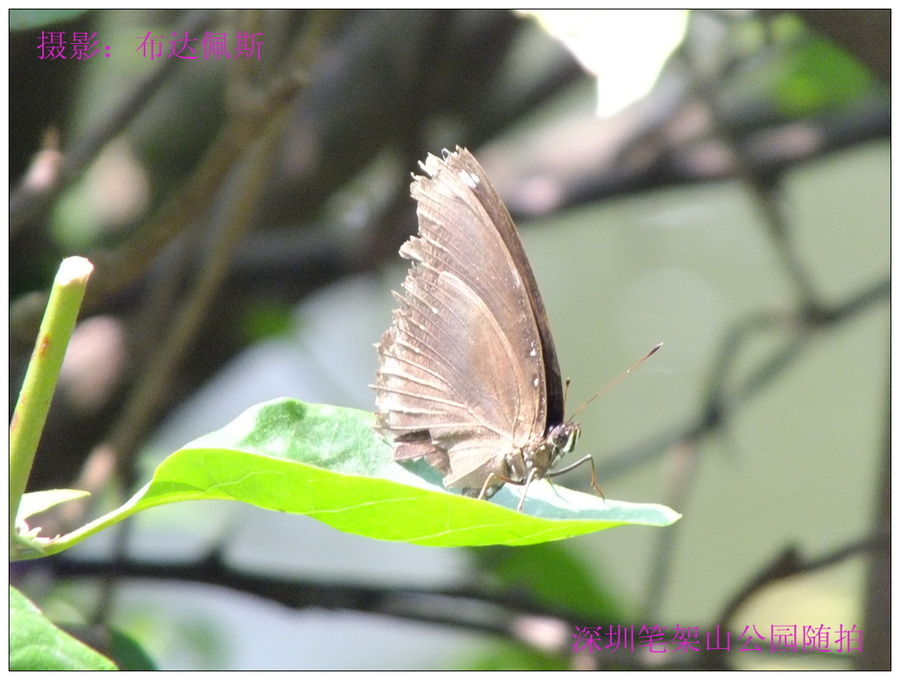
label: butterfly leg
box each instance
[547,454,605,500]
[517,467,542,512]
[476,473,505,501]
[475,470,538,512]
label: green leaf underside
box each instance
[18,489,91,524]
[24,400,680,556]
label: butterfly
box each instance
[374,147,601,511]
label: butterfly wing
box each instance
[375,147,561,492]
[450,149,565,425]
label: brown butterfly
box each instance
[374,147,601,511]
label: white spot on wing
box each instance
[458,170,477,189]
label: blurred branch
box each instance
[600,276,889,481]
[719,535,888,632]
[80,58,310,315]
[9,10,217,235]
[857,375,890,671]
[622,275,887,631]
[699,532,888,670]
[46,551,622,668]
[80,97,296,492]
[601,15,888,628]
[44,548,872,670]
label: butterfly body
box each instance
[374,147,580,504]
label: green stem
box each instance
[9,257,94,541]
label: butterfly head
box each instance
[547,421,580,464]
[513,421,581,483]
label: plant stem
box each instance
[10,257,94,540]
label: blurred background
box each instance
[9,9,889,670]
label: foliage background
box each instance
[9,9,889,670]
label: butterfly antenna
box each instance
[568,343,663,421]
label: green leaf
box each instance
[102,629,158,671]
[16,399,680,558]
[774,37,876,116]
[473,542,628,621]
[13,489,93,557]
[17,489,91,525]
[9,586,117,670]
